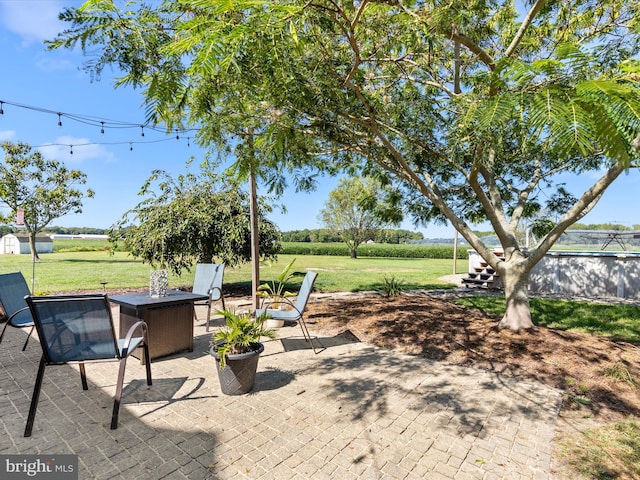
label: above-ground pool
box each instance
[468,250,640,300]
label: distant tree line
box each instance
[0,226,108,236]
[568,223,640,231]
[281,228,423,244]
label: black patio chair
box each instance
[23,294,152,437]
[0,272,35,351]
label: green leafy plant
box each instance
[211,309,276,368]
[257,258,301,307]
[382,275,404,297]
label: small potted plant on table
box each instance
[210,309,276,395]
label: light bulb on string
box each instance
[100,121,105,134]
[0,101,4,115]
[69,145,73,155]
[58,113,62,127]
[140,125,145,137]
[130,143,133,151]
[175,129,180,140]
[187,137,190,147]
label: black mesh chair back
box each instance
[23,294,152,437]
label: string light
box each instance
[0,98,198,137]
[0,98,205,155]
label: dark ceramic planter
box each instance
[210,342,264,395]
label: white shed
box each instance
[0,234,54,255]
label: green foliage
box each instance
[381,275,403,297]
[109,161,281,275]
[0,141,94,260]
[53,240,110,253]
[211,310,276,368]
[281,242,470,260]
[257,257,301,306]
[280,228,422,244]
[319,177,400,259]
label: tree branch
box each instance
[504,0,547,58]
[449,32,496,71]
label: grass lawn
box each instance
[456,296,640,345]
[0,251,466,294]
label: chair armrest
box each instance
[261,296,297,311]
[121,321,148,356]
[209,286,223,301]
[8,306,31,325]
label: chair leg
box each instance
[24,356,46,437]
[111,358,128,430]
[205,301,212,332]
[21,326,34,351]
[298,317,321,354]
[143,343,152,386]
[79,362,88,390]
[0,321,8,345]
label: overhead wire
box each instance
[0,98,198,151]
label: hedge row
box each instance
[280,242,471,259]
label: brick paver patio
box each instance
[0,299,562,479]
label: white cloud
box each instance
[38,136,115,163]
[0,130,16,141]
[0,1,69,45]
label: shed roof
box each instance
[2,234,53,243]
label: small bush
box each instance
[382,275,403,297]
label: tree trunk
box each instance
[349,248,357,259]
[249,171,260,311]
[498,261,534,331]
[28,232,41,262]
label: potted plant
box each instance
[257,258,301,327]
[209,309,276,395]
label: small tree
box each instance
[0,141,94,261]
[320,177,398,258]
[110,162,281,275]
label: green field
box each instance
[0,250,466,294]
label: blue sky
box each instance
[0,1,637,239]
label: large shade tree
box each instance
[0,141,94,261]
[51,0,640,330]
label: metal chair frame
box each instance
[192,263,226,331]
[255,271,321,354]
[23,294,152,437]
